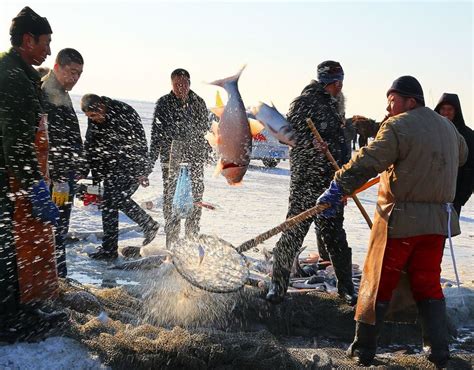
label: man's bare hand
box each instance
[138,176,150,187]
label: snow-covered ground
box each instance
[1,97,472,369]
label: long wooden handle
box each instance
[236,204,329,253]
[306,118,373,229]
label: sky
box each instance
[1,0,472,126]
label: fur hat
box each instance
[10,6,52,37]
[317,61,344,85]
[386,75,425,106]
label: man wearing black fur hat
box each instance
[317,76,468,367]
[0,6,64,339]
[266,60,356,306]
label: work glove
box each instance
[52,182,70,206]
[30,180,60,226]
[316,180,344,218]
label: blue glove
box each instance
[316,180,344,218]
[30,180,59,226]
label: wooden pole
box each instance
[236,204,329,253]
[306,118,373,229]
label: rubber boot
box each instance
[331,247,357,306]
[417,299,450,368]
[266,267,290,305]
[347,302,389,366]
[143,221,160,246]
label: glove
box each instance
[316,180,344,218]
[30,180,59,226]
[52,182,70,206]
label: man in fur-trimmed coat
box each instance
[266,60,356,306]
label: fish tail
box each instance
[208,65,246,89]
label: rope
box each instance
[446,202,465,305]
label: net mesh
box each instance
[170,235,249,293]
[29,280,473,369]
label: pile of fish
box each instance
[245,247,362,294]
[112,243,361,297]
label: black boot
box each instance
[88,247,118,260]
[332,247,357,306]
[143,221,160,246]
[347,302,389,366]
[266,268,290,304]
[417,299,450,368]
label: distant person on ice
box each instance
[149,68,210,248]
[316,76,468,368]
[42,48,87,277]
[81,94,159,259]
[266,61,356,306]
[434,93,474,217]
[0,6,65,337]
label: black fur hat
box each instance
[387,75,425,106]
[10,6,52,36]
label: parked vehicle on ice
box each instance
[251,128,289,168]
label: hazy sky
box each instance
[1,0,472,126]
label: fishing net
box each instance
[169,205,329,294]
[170,235,249,294]
[57,280,474,369]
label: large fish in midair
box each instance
[252,102,298,147]
[207,66,263,185]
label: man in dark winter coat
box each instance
[435,93,474,216]
[42,48,86,277]
[82,94,159,259]
[266,61,356,305]
[150,68,210,248]
[0,6,62,336]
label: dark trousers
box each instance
[272,188,353,294]
[52,180,75,278]
[55,199,72,278]
[0,191,20,317]
[101,175,155,252]
[161,164,204,248]
[453,200,462,218]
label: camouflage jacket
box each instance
[84,97,150,181]
[150,90,210,167]
[287,80,347,191]
[0,48,44,191]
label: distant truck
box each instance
[251,128,289,168]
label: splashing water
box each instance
[140,261,241,329]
